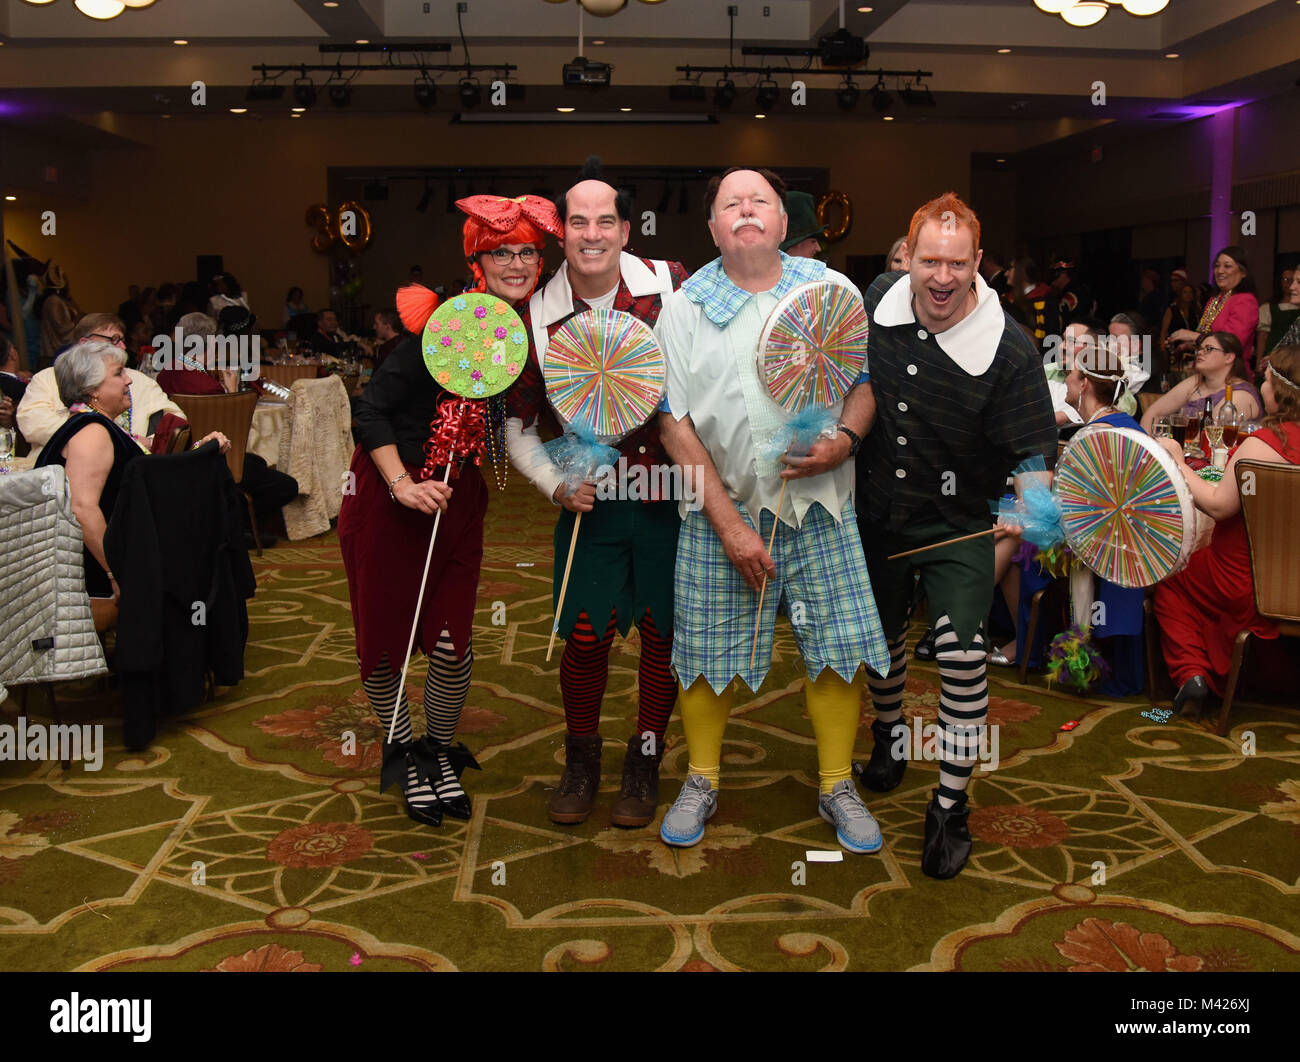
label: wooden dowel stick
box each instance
[389,463,453,743]
[547,510,583,662]
[749,479,788,670]
[887,526,997,561]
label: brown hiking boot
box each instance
[609,734,663,828]
[548,733,604,824]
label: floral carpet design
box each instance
[1,481,1298,972]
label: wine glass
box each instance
[0,427,15,475]
[1153,416,1171,439]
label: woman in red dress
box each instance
[1153,343,1300,716]
[338,194,561,827]
[1167,245,1260,373]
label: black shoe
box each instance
[438,792,472,821]
[405,798,443,828]
[859,718,908,793]
[914,628,937,661]
[922,789,972,879]
[1172,675,1209,718]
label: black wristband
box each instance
[837,423,862,456]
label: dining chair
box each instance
[1212,458,1300,735]
[168,389,262,554]
[261,363,321,390]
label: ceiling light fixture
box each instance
[836,78,860,111]
[413,75,436,108]
[1035,0,1169,29]
[997,48,1011,54]
[327,78,352,107]
[294,77,317,108]
[714,78,736,108]
[73,0,126,18]
[1060,2,1109,27]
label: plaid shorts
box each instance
[672,499,891,693]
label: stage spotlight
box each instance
[902,83,935,106]
[293,78,317,108]
[836,79,860,111]
[327,79,351,108]
[870,80,893,113]
[714,78,736,107]
[413,76,436,109]
[246,79,284,102]
[755,79,779,109]
[459,78,482,107]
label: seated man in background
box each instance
[17,313,183,448]
[308,309,349,357]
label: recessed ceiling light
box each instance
[591,39,605,45]
[883,115,894,121]
[619,107,632,112]
[755,113,766,119]
[1165,52,1179,58]
[556,106,575,113]
[323,1,339,6]
[291,113,302,118]
[355,39,369,45]
[857,6,873,11]
[996,157,1006,163]
[997,48,1011,54]
[173,39,188,45]
[292,106,306,112]
[4,195,16,202]
[230,107,248,114]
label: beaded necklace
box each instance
[1196,291,1230,333]
[70,400,150,453]
[482,393,509,491]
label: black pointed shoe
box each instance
[1172,675,1210,719]
[922,789,972,880]
[405,798,443,828]
[860,718,909,793]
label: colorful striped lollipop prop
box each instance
[422,293,528,399]
[1055,425,1195,588]
[544,308,666,444]
[758,280,868,415]
[541,310,666,659]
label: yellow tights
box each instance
[678,669,864,793]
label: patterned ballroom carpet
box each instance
[2,479,1299,973]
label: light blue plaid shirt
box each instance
[681,251,828,326]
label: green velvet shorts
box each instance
[857,517,994,652]
[552,498,681,640]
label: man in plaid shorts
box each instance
[654,166,891,853]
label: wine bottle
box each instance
[1219,383,1240,448]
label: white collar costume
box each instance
[870,271,1005,376]
[527,252,674,373]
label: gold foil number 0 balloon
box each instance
[816,191,852,243]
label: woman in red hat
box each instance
[339,194,562,827]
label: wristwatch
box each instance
[837,424,862,456]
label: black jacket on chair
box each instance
[104,441,256,748]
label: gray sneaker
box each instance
[818,779,883,853]
[660,774,717,847]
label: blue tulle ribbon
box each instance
[756,405,839,463]
[999,479,1064,549]
[544,418,620,490]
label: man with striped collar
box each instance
[507,159,688,830]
